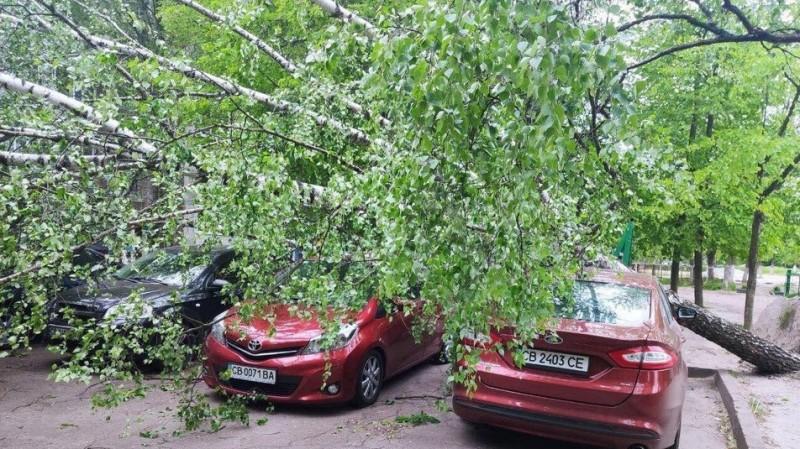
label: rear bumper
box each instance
[452,367,683,449]
[453,396,659,442]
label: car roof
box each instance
[584,268,661,292]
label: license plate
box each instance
[521,349,590,373]
[228,364,276,384]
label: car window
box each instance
[657,285,675,325]
[114,249,209,287]
[555,281,652,326]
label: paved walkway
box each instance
[677,285,800,449]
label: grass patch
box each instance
[395,411,440,426]
[748,396,769,422]
[704,278,737,291]
[658,277,736,291]
[659,277,692,287]
[779,306,796,330]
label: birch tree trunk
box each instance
[723,255,735,289]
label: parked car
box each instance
[452,270,696,449]
[2,242,111,348]
[46,245,237,340]
[202,260,445,407]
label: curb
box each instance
[689,366,766,449]
[714,370,767,449]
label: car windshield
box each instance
[114,249,209,287]
[555,281,652,326]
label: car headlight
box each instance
[103,303,153,326]
[300,323,359,355]
[210,310,228,345]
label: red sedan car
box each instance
[203,291,444,406]
[453,270,695,449]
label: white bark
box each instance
[0,126,124,152]
[174,0,390,128]
[0,72,157,155]
[0,150,127,168]
[0,13,23,26]
[309,0,378,39]
[724,255,735,289]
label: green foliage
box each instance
[395,411,440,426]
[2,0,798,437]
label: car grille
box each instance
[226,340,303,360]
[217,370,302,396]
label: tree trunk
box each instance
[693,249,704,307]
[744,210,764,329]
[707,249,716,280]
[669,295,800,374]
[723,255,735,289]
[670,247,681,292]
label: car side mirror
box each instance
[375,302,387,319]
[211,278,230,288]
[676,306,697,320]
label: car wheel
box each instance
[430,340,452,365]
[352,350,383,408]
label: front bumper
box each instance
[452,362,682,449]
[203,336,358,405]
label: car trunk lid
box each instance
[481,280,655,406]
[483,320,650,406]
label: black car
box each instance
[46,246,237,341]
[2,242,111,348]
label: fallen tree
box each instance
[669,292,800,374]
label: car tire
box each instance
[669,422,681,449]
[429,340,451,365]
[352,350,383,408]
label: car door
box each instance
[377,300,419,377]
[202,250,238,322]
[183,250,236,326]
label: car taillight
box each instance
[608,345,677,370]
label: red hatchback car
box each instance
[203,285,444,406]
[453,270,695,449]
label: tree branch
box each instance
[309,0,378,39]
[617,13,729,37]
[721,0,756,33]
[0,150,135,169]
[172,0,389,128]
[0,126,126,153]
[620,2,800,70]
[34,1,376,147]
[0,71,157,155]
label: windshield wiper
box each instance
[127,276,169,286]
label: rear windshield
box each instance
[555,281,651,326]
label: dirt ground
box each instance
[4,283,794,449]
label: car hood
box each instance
[225,303,365,347]
[56,279,181,311]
